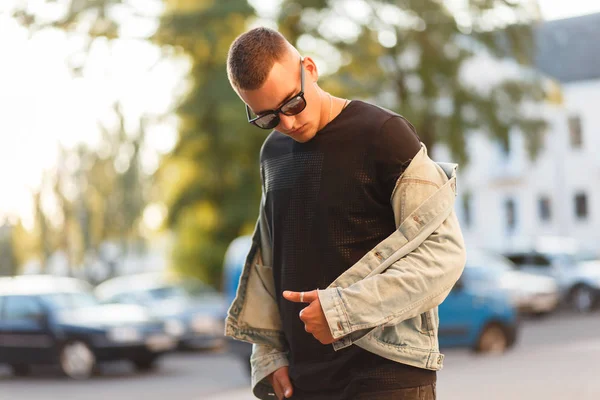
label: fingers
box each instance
[271,376,284,400]
[283,289,318,303]
[273,367,293,399]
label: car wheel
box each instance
[570,285,597,313]
[10,364,31,377]
[475,324,509,354]
[59,340,96,379]
[132,354,159,372]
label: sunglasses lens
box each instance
[281,96,306,116]
[255,113,280,129]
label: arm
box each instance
[320,208,465,339]
[318,117,466,339]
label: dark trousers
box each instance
[352,383,436,400]
[290,383,436,400]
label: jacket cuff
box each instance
[318,288,352,339]
[251,348,289,399]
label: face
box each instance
[238,54,325,143]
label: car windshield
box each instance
[145,280,217,301]
[146,285,187,301]
[466,253,516,281]
[41,292,100,310]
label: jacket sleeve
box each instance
[318,209,466,339]
[317,157,466,339]
[250,344,290,399]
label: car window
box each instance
[112,292,143,304]
[147,286,184,300]
[505,254,527,266]
[4,296,44,321]
[0,296,4,320]
[530,254,552,267]
[40,292,99,310]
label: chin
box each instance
[292,127,317,143]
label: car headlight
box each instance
[164,319,186,337]
[107,327,141,343]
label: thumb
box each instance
[283,289,318,303]
[275,368,293,398]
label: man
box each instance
[225,27,466,400]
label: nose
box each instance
[277,114,295,132]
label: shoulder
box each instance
[260,131,291,163]
[344,101,419,139]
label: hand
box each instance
[283,290,336,345]
[267,366,293,399]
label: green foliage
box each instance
[278,0,547,165]
[153,1,262,286]
[11,0,548,287]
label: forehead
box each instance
[240,60,301,114]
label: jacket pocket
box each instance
[237,257,281,331]
[392,177,441,227]
[379,315,431,347]
[420,309,438,334]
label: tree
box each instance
[278,0,547,164]
[0,221,18,276]
[152,1,263,286]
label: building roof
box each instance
[535,12,600,83]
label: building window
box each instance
[505,198,516,232]
[568,115,583,148]
[574,192,588,220]
[538,196,551,222]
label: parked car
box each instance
[439,256,519,354]
[94,272,226,350]
[465,249,559,316]
[0,275,175,379]
[503,237,600,312]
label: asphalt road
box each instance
[2,312,599,400]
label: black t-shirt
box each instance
[260,100,436,399]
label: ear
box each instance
[302,56,319,83]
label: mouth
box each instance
[289,124,305,135]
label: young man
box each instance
[225,27,466,400]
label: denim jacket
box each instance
[225,144,466,399]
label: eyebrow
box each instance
[254,89,298,116]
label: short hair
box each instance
[227,27,290,91]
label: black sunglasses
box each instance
[246,59,307,130]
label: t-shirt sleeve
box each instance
[372,116,422,197]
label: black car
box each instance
[0,275,176,379]
[94,272,226,350]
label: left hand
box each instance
[283,290,336,345]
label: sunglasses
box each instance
[245,59,307,130]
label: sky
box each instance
[1,0,599,227]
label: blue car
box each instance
[439,252,519,354]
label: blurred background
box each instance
[0,0,599,399]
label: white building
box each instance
[445,13,600,254]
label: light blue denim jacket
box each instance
[225,144,466,399]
